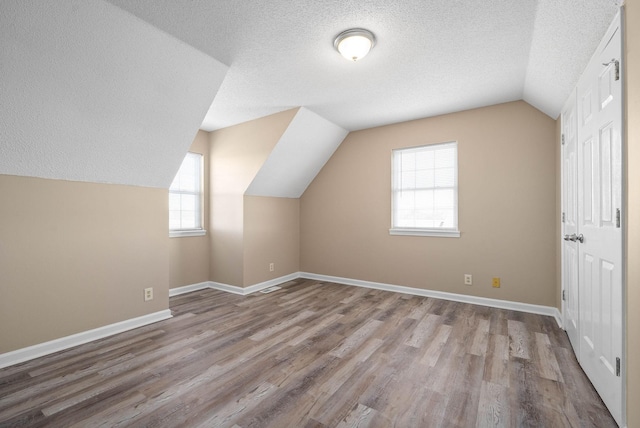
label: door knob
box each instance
[563,233,584,243]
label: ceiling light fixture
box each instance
[334,28,375,62]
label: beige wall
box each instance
[301,101,557,307]
[0,175,169,353]
[209,109,297,287]
[243,196,300,286]
[169,130,211,289]
[624,2,639,426]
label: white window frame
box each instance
[169,152,206,238]
[390,141,460,238]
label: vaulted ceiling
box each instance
[107,0,620,131]
[0,0,228,188]
[0,0,621,189]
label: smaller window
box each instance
[169,152,205,237]
[390,142,460,237]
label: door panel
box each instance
[575,21,622,424]
[581,251,595,351]
[581,137,594,225]
[600,124,614,225]
[600,61,615,109]
[581,90,593,125]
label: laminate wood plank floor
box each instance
[0,279,617,427]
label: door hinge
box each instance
[616,357,621,376]
[562,212,565,223]
[562,290,566,301]
[561,134,565,145]
[616,208,621,228]
[603,59,620,81]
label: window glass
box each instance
[169,152,202,232]
[391,142,459,237]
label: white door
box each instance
[561,90,580,354]
[575,18,623,425]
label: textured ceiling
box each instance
[107,0,620,131]
[0,0,228,188]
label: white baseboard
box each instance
[552,308,563,329]
[170,273,302,297]
[210,272,301,296]
[208,281,246,295]
[169,282,211,297]
[0,309,172,370]
[300,272,562,322]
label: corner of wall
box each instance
[208,110,298,287]
[169,130,212,289]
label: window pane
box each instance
[415,190,434,210]
[169,210,181,229]
[401,171,416,189]
[392,142,458,231]
[415,150,434,170]
[181,194,196,211]
[397,190,415,210]
[182,211,196,229]
[434,189,454,209]
[401,151,415,170]
[435,147,455,168]
[169,193,181,211]
[415,169,434,188]
[169,152,203,231]
[435,167,455,187]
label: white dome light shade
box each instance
[334,29,375,62]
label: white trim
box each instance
[169,282,211,297]
[208,281,246,295]
[0,310,172,369]
[552,308,563,329]
[389,228,461,238]
[171,274,302,297]
[169,229,207,238]
[243,273,300,294]
[210,272,301,296]
[299,272,561,319]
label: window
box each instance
[390,142,460,237]
[169,152,205,237]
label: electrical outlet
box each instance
[269,263,274,272]
[144,287,153,301]
[464,274,472,285]
[492,278,501,288]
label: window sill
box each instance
[389,228,460,238]
[169,229,207,238]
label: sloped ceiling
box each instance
[106,0,620,132]
[246,108,348,198]
[1,1,621,191]
[0,0,228,188]
[523,0,621,117]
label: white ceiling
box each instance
[0,0,621,191]
[0,0,228,188]
[246,108,348,198]
[107,0,620,132]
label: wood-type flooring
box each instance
[0,279,617,427]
